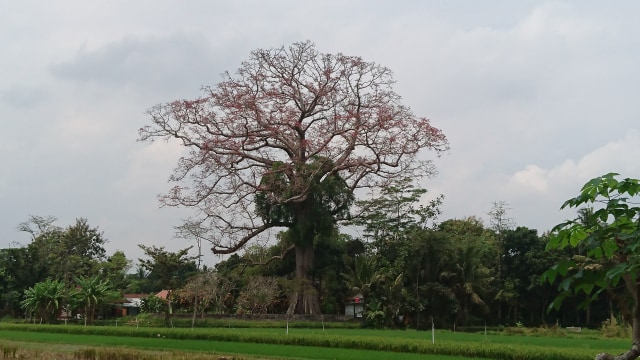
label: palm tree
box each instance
[342,254,380,301]
[72,275,114,325]
[342,254,402,326]
[440,241,493,326]
[438,218,494,326]
[21,278,66,324]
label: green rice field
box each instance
[0,324,631,359]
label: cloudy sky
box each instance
[2,1,639,267]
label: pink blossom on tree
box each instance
[139,41,448,314]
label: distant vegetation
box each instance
[0,189,626,331]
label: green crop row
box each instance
[100,315,362,329]
[0,324,599,360]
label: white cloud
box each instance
[509,130,640,195]
[509,165,550,193]
[494,130,640,230]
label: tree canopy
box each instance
[140,41,448,313]
[140,40,447,254]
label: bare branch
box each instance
[139,41,448,255]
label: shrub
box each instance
[600,319,631,338]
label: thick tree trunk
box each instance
[595,279,640,360]
[286,198,323,315]
[595,319,640,360]
[288,244,321,314]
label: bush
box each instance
[600,319,631,338]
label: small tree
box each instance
[72,275,115,326]
[237,276,280,314]
[487,201,514,320]
[177,270,227,327]
[99,251,132,292]
[544,173,640,360]
[21,278,66,324]
[140,294,165,314]
[138,245,197,325]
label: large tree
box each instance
[139,41,448,314]
[20,217,107,284]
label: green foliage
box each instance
[71,276,116,326]
[98,251,131,292]
[255,161,296,225]
[255,157,354,247]
[364,300,386,328]
[140,295,165,314]
[28,218,107,284]
[543,173,640,311]
[137,245,197,293]
[438,218,494,325]
[20,278,66,324]
[346,177,448,327]
[0,247,36,317]
[1,217,134,318]
[499,227,561,325]
[19,217,108,286]
[138,245,198,325]
[350,177,442,241]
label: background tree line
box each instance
[0,181,614,329]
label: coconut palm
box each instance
[438,218,494,326]
[440,243,493,326]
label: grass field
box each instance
[0,324,632,359]
[0,330,482,360]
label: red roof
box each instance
[155,290,170,299]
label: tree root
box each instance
[595,344,640,360]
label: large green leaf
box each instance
[544,173,640,314]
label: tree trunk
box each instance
[191,293,198,329]
[288,243,321,314]
[595,318,640,360]
[287,199,323,315]
[595,279,640,360]
[165,290,173,327]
